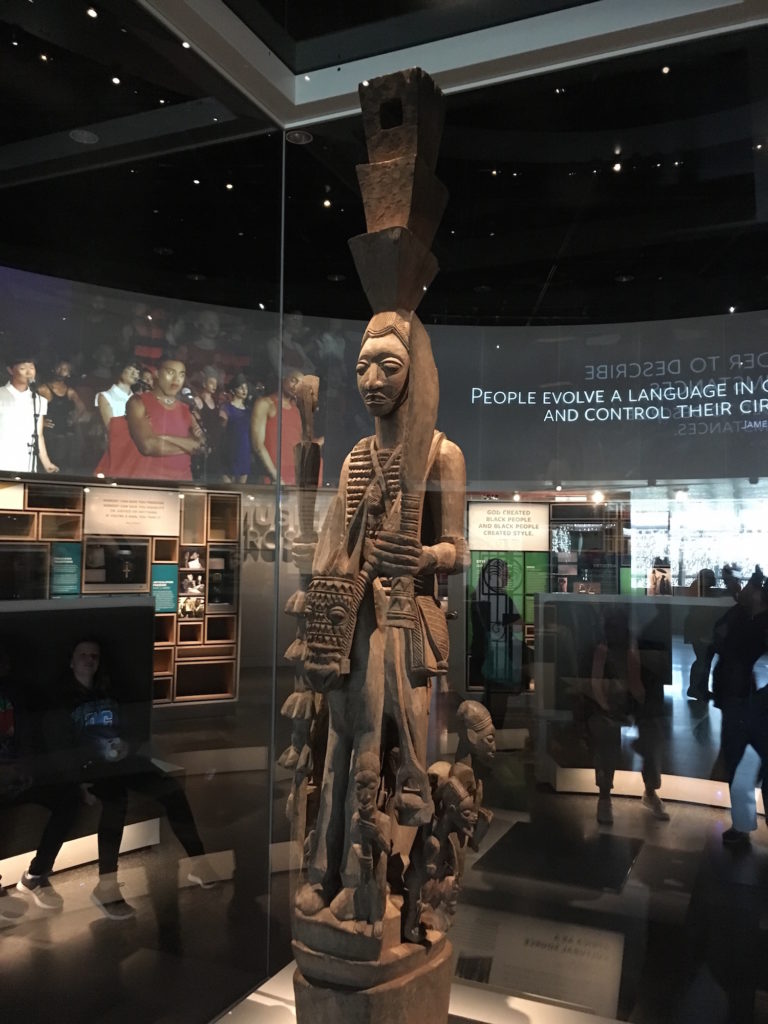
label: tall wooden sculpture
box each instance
[282,68,487,1024]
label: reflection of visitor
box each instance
[649,558,672,596]
[44,640,217,917]
[683,568,721,701]
[0,351,58,473]
[557,576,568,593]
[250,368,305,484]
[220,373,251,483]
[586,607,669,825]
[124,356,202,480]
[711,569,768,847]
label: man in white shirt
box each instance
[0,355,58,474]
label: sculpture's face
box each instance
[355,770,379,814]
[356,334,409,417]
[468,723,496,765]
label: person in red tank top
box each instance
[124,357,203,481]
[250,368,307,485]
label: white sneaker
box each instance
[642,792,670,821]
[187,857,217,889]
[16,871,63,911]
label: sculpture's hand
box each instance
[371,531,436,577]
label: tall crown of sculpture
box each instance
[349,68,448,312]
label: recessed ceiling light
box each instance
[323,199,331,208]
[362,79,369,87]
[491,169,498,176]
[182,41,191,48]
[555,484,563,492]
[187,273,206,282]
[662,65,670,74]
[729,305,736,313]
[513,492,520,502]
[286,129,313,145]
[304,74,311,81]
[193,178,200,185]
[258,303,265,310]
[159,99,165,105]
[615,273,635,284]
[69,128,100,145]
[327,273,346,282]
[86,7,98,17]
[225,183,233,190]
[592,490,605,503]
[40,53,49,61]
[613,162,621,172]
[111,76,120,85]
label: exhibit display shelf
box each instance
[227,961,620,1024]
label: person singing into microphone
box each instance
[0,348,58,474]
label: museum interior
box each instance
[3,1,768,1022]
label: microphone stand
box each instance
[28,382,41,473]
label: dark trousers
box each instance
[23,783,82,875]
[90,763,205,875]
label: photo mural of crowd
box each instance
[0,280,361,485]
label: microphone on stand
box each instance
[28,380,38,394]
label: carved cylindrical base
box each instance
[293,938,452,1024]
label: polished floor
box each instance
[4,661,768,1023]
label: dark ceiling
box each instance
[222,0,595,74]
[0,3,767,328]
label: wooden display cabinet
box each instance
[180,491,207,545]
[208,494,239,541]
[0,512,37,539]
[153,647,174,675]
[205,614,236,644]
[153,676,173,703]
[153,537,179,563]
[176,643,236,661]
[39,512,82,541]
[175,660,236,701]
[177,620,203,645]
[26,483,84,512]
[154,614,176,646]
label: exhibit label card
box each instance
[151,564,178,613]
[51,542,82,597]
[468,502,549,552]
[85,487,181,536]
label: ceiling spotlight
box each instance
[729,305,736,313]
[513,492,521,502]
[612,162,621,173]
[193,178,200,185]
[182,40,191,48]
[323,198,331,208]
[555,484,563,492]
[111,75,120,84]
[40,53,49,61]
[86,6,98,17]
[69,128,99,145]
[662,65,670,74]
[258,303,265,310]
[159,99,166,105]
[286,129,313,145]
[304,74,311,81]
[225,183,233,190]
[12,39,18,46]
[592,490,605,503]
[362,79,369,87]
[491,169,498,176]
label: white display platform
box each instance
[225,961,620,1024]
